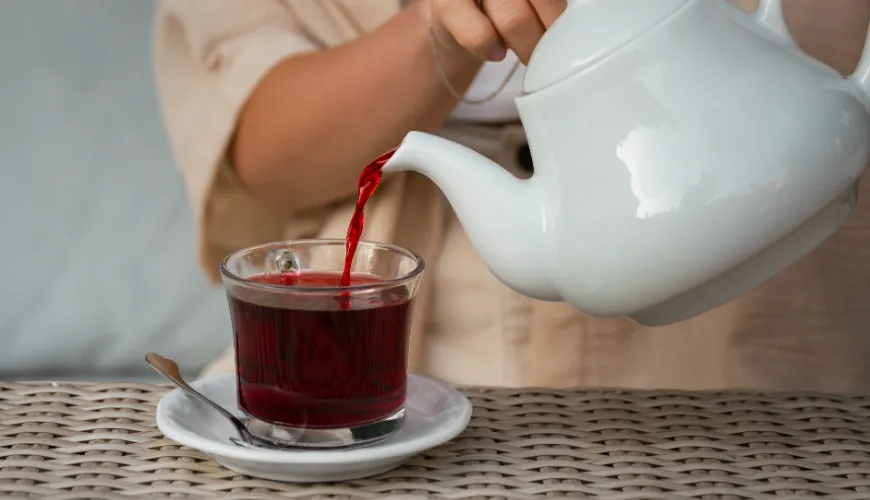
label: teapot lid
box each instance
[524,0,691,93]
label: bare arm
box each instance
[232,0,566,216]
[231,1,480,215]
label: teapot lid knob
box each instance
[523,0,690,94]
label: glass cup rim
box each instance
[219,238,425,294]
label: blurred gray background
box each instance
[0,0,230,379]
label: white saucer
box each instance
[156,372,472,482]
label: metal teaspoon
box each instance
[145,352,266,448]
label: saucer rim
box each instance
[156,372,472,464]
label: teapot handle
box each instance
[848,22,870,100]
[753,0,796,47]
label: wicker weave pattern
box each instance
[2,381,870,499]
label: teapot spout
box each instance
[383,132,560,301]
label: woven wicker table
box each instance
[2,381,870,500]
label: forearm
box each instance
[231,0,481,215]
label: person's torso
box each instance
[282,0,870,392]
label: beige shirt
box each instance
[154,0,870,391]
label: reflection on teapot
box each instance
[383,0,870,326]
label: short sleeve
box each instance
[154,0,329,283]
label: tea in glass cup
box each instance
[220,239,423,448]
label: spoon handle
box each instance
[145,352,256,444]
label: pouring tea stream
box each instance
[382,0,870,326]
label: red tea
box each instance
[342,150,394,286]
[230,271,414,429]
[231,150,411,431]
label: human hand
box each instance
[431,0,568,64]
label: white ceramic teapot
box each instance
[383,0,870,326]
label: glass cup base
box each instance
[239,407,405,449]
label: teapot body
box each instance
[517,0,870,324]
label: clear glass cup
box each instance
[220,239,424,449]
